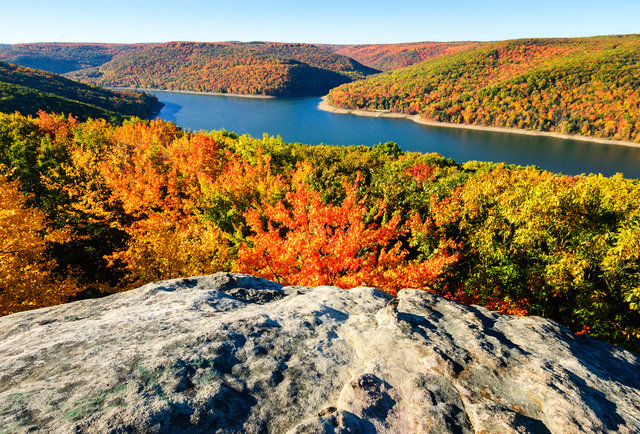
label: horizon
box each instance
[1,0,638,45]
[3,32,639,47]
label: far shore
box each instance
[318,97,640,150]
[110,87,277,99]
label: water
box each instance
[152,90,640,178]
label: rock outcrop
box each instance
[1,273,639,433]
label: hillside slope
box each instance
[244,42,379,78]
[321,41,482,71]
[0,43,145,74]
[327,35,640,142]
[0,61,161,121]
[66,41,379,96]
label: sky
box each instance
[1,0,638,45]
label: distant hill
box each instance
[0,43,145,74]
[0,61,162,122]
[244,42,379,79]
[65,41,379,96]
[327,35,640,142]
[320,41,482,71]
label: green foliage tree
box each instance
[372,141,403,157]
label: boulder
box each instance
[0,273,638,433]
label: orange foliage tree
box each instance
[56,119,233,286]
[102,122,233,284]
[236,168,458,294]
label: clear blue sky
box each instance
[1,0,638,44]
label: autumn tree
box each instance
[0,169,78,314]
[65,119,233,286]
[236,168,458,294]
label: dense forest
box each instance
[322,41,482,71]
[243,42,378,79]
[1,111,639,352]
[328,35,640,142]
[0,41,379,96]
[64,42,378,96]
[0,43,144,74]
[0,61,161,122]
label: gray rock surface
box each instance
[0,272,639,433]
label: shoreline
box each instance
[111,87,277,99]
[318,97,640,149]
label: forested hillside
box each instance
[0,43,144,74]
[1,112,639,352]
[0,61,161,122]
[328,35,640,142]
[244,42,379,78]
[65,41,378,96]
[0,41,378,96]
[322,41,482,70]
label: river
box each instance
[151,90,640,178]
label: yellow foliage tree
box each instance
[0,170,78,314]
